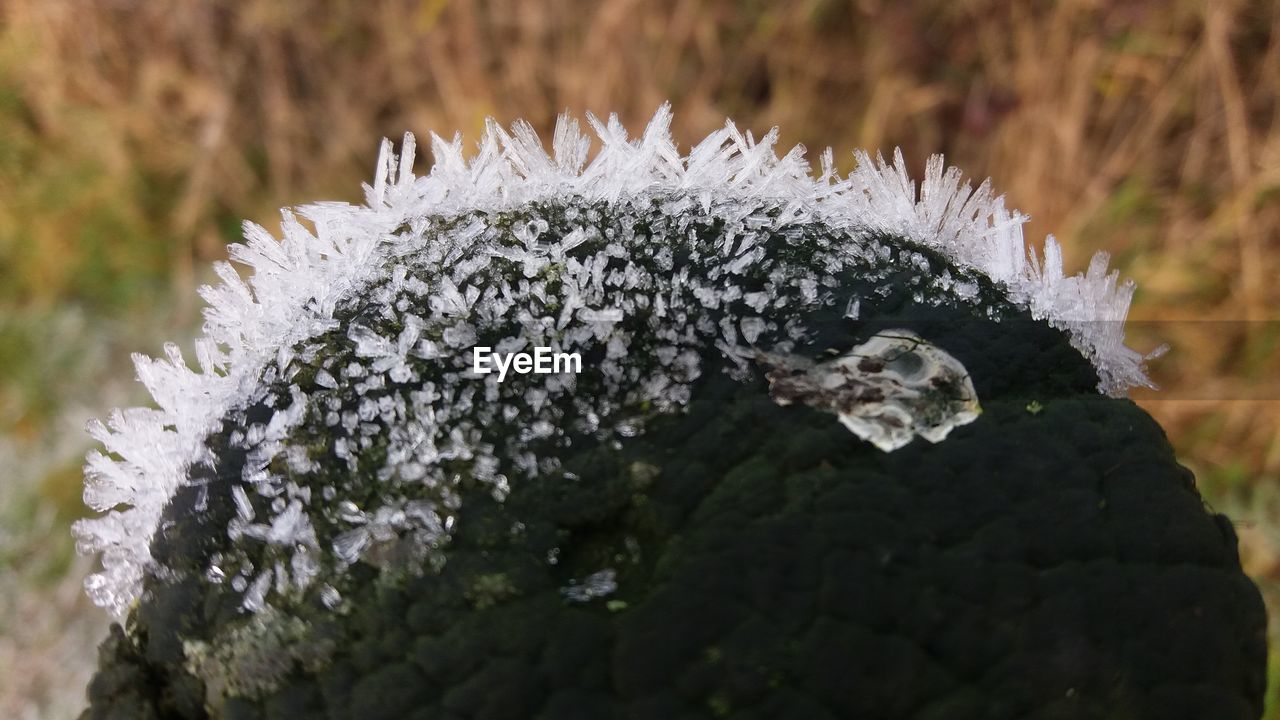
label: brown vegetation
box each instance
[0,0,1276,716]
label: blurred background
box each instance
[0,0,1277,716]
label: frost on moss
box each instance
[83,347,1267,719]
[82,194,1037,623]
[73,110,1264,720]
[74,107,1161,619]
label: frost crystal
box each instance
[74,105,1155,616]
[561,569,619,603]
[758,330,982,452]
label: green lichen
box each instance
[466,573,520,610]
[182,607,335,712]
[628,461,661,489]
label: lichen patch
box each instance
[182,607,335,712]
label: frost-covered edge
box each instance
[74,105,1156,615]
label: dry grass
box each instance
[1,0,1277,716]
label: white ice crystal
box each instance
[74,105,1156,616]
[561,569,619,603]
[758,330,982,452]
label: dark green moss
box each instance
[85,370,1266,719]
[80,204,1266,719]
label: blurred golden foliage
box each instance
[0,0,1277,716]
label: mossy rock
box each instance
[75,119,1268,719]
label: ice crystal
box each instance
[561,569,619,603]
[74,105,1156,616]
[758,330,982,452]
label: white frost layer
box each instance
[74,105,1156,615]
